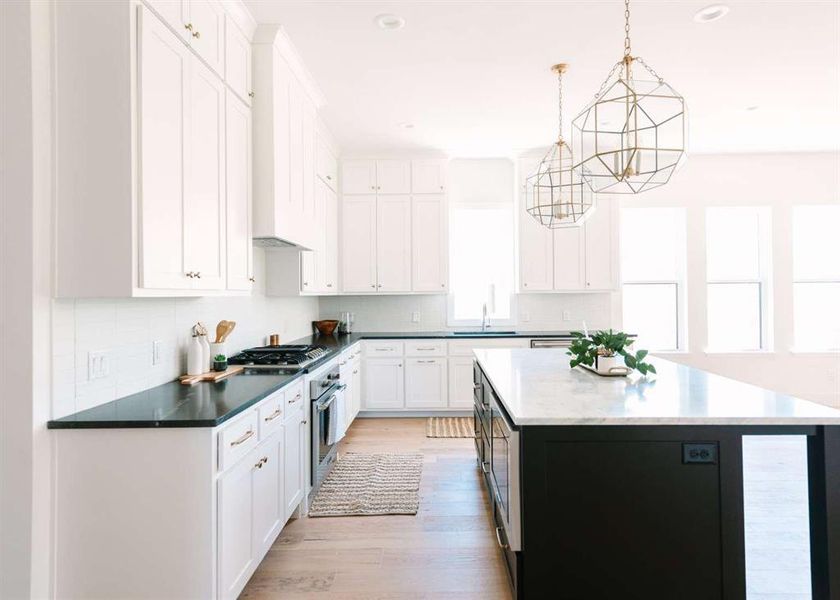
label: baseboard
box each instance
[357,410,472,418]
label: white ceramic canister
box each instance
[187,335,204,376]
[210,342,227,362]
[198,334,211,372]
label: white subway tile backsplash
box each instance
[51,248,319,419]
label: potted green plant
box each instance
[567,329,656,377]
[212,354,228,372]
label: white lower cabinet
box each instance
[447,356,476,408]
[404,358,447,408]
[218,448,257,599]
[363,358,405,409]
[252,431,284,556]
[350,355,362,418]
[283,402,306,520]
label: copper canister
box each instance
[268,334,280,346]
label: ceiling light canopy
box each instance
[374,13,405,30]
[573,0,687,194]
[694,4,730,23]
[525,63,595,229]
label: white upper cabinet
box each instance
[324,187,339,291]
[316,132,338,190]
[376,195,412,292]
[584,198,619,290]
[184,58,226,290]
[519,214,554,292]
[55,3,253,297]
[226,93,253,291]
[224,16,252,105]
[341,195,378,292]
[188,0,225,74]
[553,227,585,291]
[342,160,377,194]
[376,160,412,194]
[411,160,447,194]
[138,9,191,291]
[411,194,448,292]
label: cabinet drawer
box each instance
[363,341,404,356]
[447,338,530,357]
[404,340,446,357]
[219,410,259,471]
[284,381,305,414]
[258,389,285,441]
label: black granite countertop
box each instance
[48,330,574,430]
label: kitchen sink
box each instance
[452,331,517,336]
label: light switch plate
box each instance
[562,310,571,321]
[88,350,110,380]
[152,340,162,366]
[411,311,420,323]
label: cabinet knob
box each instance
[249,277,255,283]
[370,186,375,190]
[370,284,375,288]
[440,185,444,190]
[195,272,201,279]
[248,91,255,98]
[192,30,201,39]
[440,283,445,288]
[303,281,309,286]
[184,23,193,31]
[326,175,332,180]
[327,283,333,288]
[377,284,382,288]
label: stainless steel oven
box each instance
[488,386,521,552]
[310,365,342,492]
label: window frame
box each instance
[446,201,518,328]
[704,206,773,353]
[620,207,688,352]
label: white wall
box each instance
[52,248,319,418]
[624,152,840,407]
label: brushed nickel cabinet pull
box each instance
[264,409,282,422]
[192,30,201,39]
[249,276,255,283]
[495,527,509,549]
[184,23,193,31]
[230,430,254,447]
[248,91,255,98]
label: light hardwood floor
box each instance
[241,421,811,600]
[241,417,513,600]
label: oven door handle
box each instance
[315,394,336,413]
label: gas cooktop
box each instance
[228,344,329,371]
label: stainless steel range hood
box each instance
[253,236,312,251]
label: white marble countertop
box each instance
[473,349,840,426]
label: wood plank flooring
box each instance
[241,417,512,600]
[241,421,812,600]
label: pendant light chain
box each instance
[623,0,632,58]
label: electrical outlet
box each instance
[411,311,420,323]
[152,340,162,366]
[521,311,530,323]
[562,310,571,321]
[682,443,718,464]
[87,350,110,380]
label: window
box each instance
[792,205,840,350]
[620,208,687,351]
[705,207,772,351]
[448,204,516,325]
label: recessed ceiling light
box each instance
[694,4,730,23]
[746,105,759,111]
[375,13,405,30]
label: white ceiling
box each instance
[245,1,840,157]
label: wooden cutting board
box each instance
[179,366,244,385]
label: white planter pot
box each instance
[590,354,631,377]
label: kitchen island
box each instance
[472,348,840,600]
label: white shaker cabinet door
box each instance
[363,359,405,409]
[376,160,411,194]
[376,195,412,292]
[519,210,554,292]
[225,93,253,291]
[218,451,256,600]
[447,356,476,408]
[184,57,226,290]
[553,226,585,291]
[341,195,377,292]
[138,6,190,290]
[187,0,225,76]
[324,187,339,291]
[252,431,283,559]
[411,159,447,193]
[144,0,189,40]
[283,409,304,520]
[342,160,377,194]
[300,251,316,293]
[224,16,252,105]
[404,358,448,408]
[411,194,447,292]
[584,198,618,290]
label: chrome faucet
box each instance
[481,302,490,332]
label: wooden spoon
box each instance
[215,320,229,343]
[220,321,236,342]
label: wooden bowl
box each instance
[314,320,339,336]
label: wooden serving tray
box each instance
[179,365,244,385]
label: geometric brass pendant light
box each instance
[525,63,595,228]
[573,0,687,194]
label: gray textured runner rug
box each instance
[308,452,423,517]
[426,416,474,438]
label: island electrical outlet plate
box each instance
[682,443,718,464]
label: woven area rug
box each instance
[308,452,423,517]
[426,416,474,438]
